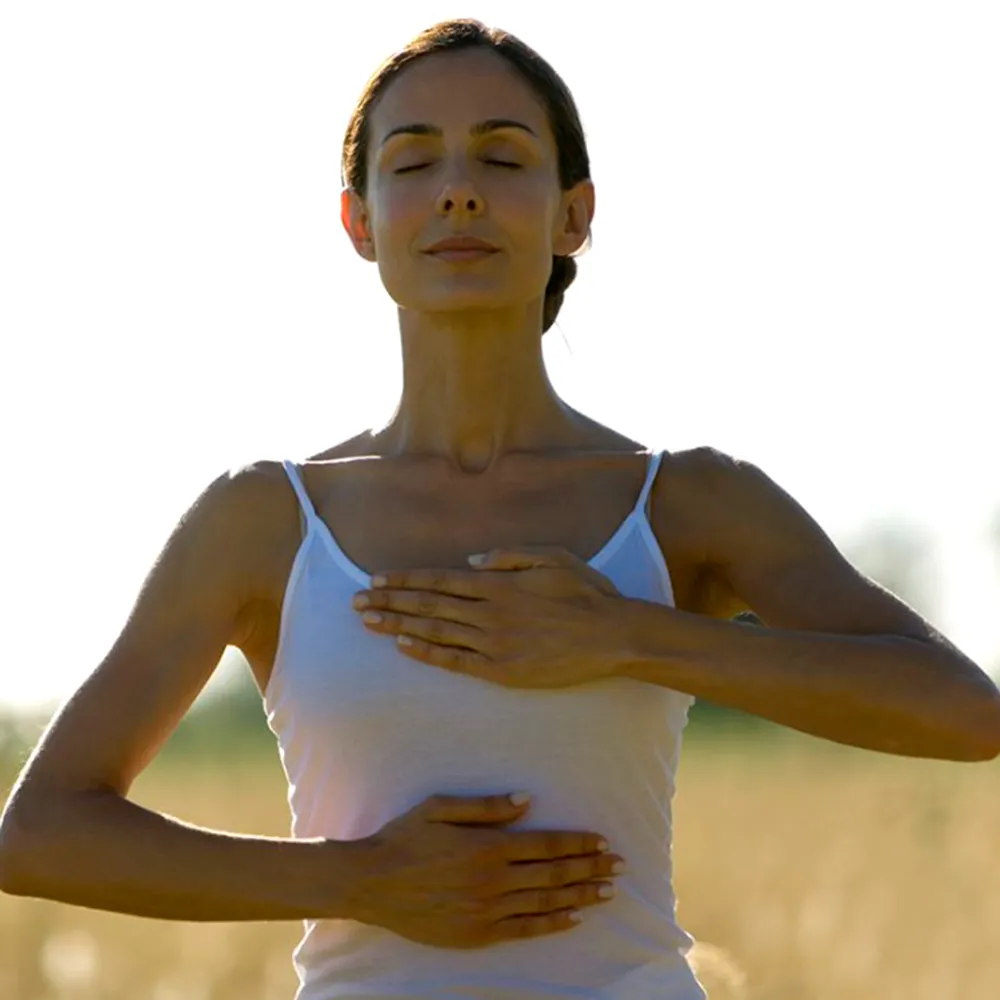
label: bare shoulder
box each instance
[649,446,765,617]
[653,445,779,524]
[658,444,755,489]
[212,458,338,648]
[651,446,747,535]
[200,458,305,592]
[655,444,829,564]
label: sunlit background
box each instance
[3,4,1000,998]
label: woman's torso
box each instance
[247,422,715,999]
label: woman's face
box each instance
[343,48,592,318]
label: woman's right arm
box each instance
[0,461,368,922]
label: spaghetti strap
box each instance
[635,449,667,520]
[281,460,319,528]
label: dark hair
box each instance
[342,19,591,333]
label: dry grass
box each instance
[2,735,999,999]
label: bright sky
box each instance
[2,2,998,712]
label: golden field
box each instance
[2,733,999,1000]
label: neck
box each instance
[374,305,578,475]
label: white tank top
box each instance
[265,451,706,1000]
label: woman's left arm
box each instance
[620,447,1000,761]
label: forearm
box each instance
[0,787,367,921]
[613,599,1000,760]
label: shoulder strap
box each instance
[635,449,667,520]
[281,460,319,529]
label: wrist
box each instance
[603,595,653,679]
[315,835,383,923]
[607,596,702,684]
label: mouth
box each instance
[422,236,500,260]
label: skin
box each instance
[3,43,999,934]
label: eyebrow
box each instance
[378,118,538,147]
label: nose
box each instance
[435,172,484,217]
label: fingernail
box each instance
[597,839,609,852]
[611,860,626,874]
[509,792,531,805]
[468,553,487,565]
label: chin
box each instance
[394,285,525,316]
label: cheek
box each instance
[495,178,555,241]
[371,186,425,255]
[366,189,432,304]
[496,184,560,287]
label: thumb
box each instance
[423,792,531,824]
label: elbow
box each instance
[0,790,62,896]
[921,655,1000,762]
[949,687,1000,762]
[972,682,1000,760]
[966,725,1000,763]
[0,805,36,895]
[0,854,33,898]
[951,738,1000,763]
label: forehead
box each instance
[370,48,553,144]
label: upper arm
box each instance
[6,461,291,803]
[662,447,950,645]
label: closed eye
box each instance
[394,159,522,175]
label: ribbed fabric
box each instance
[265,451,706,999]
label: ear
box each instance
[340,188,377,262]
[552,179,595,257]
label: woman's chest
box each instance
[241,451,714,694]
[263,533,691,763]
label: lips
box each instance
[423,236,499,254]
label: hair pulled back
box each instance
[342,19,591,333]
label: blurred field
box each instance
[2,731,999,1000]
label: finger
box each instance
[505,853,624,893]
[423,792,530,824]
[503,829,610,863]
[370,568,488,599]
[364,611,486,651]
[470,546,569,571]
[394,635,494,678]
[493,881,615,920]
[359,589,486,626]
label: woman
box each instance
[2,18,999,1000]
